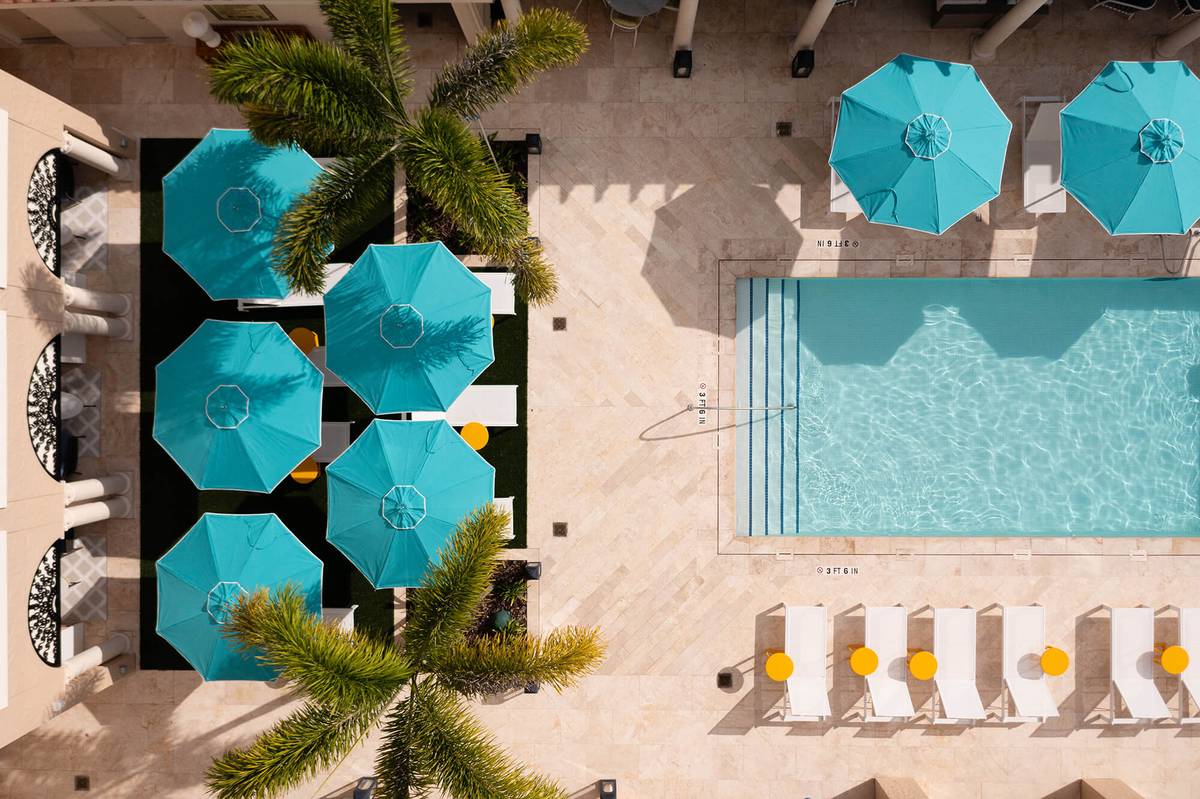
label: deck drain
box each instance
[716,671,733,689]
[552,522,568,537]
[552,317,567,331]
[74,776,90,791]
[775,121,792,137]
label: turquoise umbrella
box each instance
[327,420,495,588]
[162,128,322,300]
[1062,61,1200,235]
[154,320,323,492]
[156,513,322,681]
[830,53,1012,234]
[324,243,494,414]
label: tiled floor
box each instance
[5,1,1200,797]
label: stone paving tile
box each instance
[5,2,1200,797]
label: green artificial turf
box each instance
[139,139,529,668]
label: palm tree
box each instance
[207,505,605,799]
[207,0,588,305]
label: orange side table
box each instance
[908,650,938,681]
[765,651,794,682]
[460,422,489,451]
[849,646,879,677]
[1040,646,1070,677]
[1159,645,1189,676]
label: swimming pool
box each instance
[735,278,1200,537]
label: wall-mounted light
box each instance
[182,12,221,49]
[598,779,617,797]
[672,49,692,78]
[791,49,814,79]
[524,561,542,580]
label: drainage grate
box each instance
[552,317,567,331]
[74,776,90,791]
[716,671,733,689]
[552,522,568,537]
[775,121,792,137]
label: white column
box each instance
[63,496,130,531]
[1155,14,1200,58]
[63,633,130,681]
[63,473,130,506]
[64,285,131,317]
[451,3,490,43]
[60,132,132,181]
[499,0,522,22]
[970,0,1049,61]
[672,0,700,52]
[792,0,836,52]
[64,310,130,339]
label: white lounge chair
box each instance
[933,607,987,724]
[494,496,515,540]
[474,271,516,315]
[322,605,357,632]
[410,384,518,427]
[1001,605,1059,722]
[307,346,346,388]
[237,262,353,311]
[1021,97,1066,215]
[1108,606,1170,724]
[863,606,915,722]
[1174,606,1200,724]
[829,97,862,216]
[783,605,831,722]
[313,422,352,464]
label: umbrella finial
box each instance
[904,113,951,160]
[206,581,248,624]
[1140,118,1185,164]
[381,484,427,530]
[205,384,250,429]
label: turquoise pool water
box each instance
[735,278,1200,537]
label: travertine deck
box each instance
[4,1,1200,797]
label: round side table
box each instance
[460,422,489,451]
[1040,646,1070,677]
[908,650,938,681]
[1159,645,1190,676]
[765,651,794,682]
[290,455,319,485]
[849,646,879,677]
[288,326,320,355]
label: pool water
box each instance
[735,278,1200,537]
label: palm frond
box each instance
[225,585,411,714]
[432,626,605,698]
[402,683,566,799]
[208,33,389,149]
[398,108,529,255]
[319,0,411,107]
[403,504,509,662]
[374,689,436,799]
[206,700,388,799]
[272,144,396,294]
[496,235,558,306]
[428,8,588,119]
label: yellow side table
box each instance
[1040,646,1070,677]
[765,651,794,682]
[908,650,938,681]
[460,422,489,451]
[1159,645,1190,676]
[290,455,319,485]
[289,326,320,355]
[849,646,879,677]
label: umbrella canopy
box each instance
[830,53,1012,234]
[327,420,495,588]
[1061,61,1200,235]
[162,128,322,300]
[324,243,494,414]
[154,319,323,492]
[156,513,322,680]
